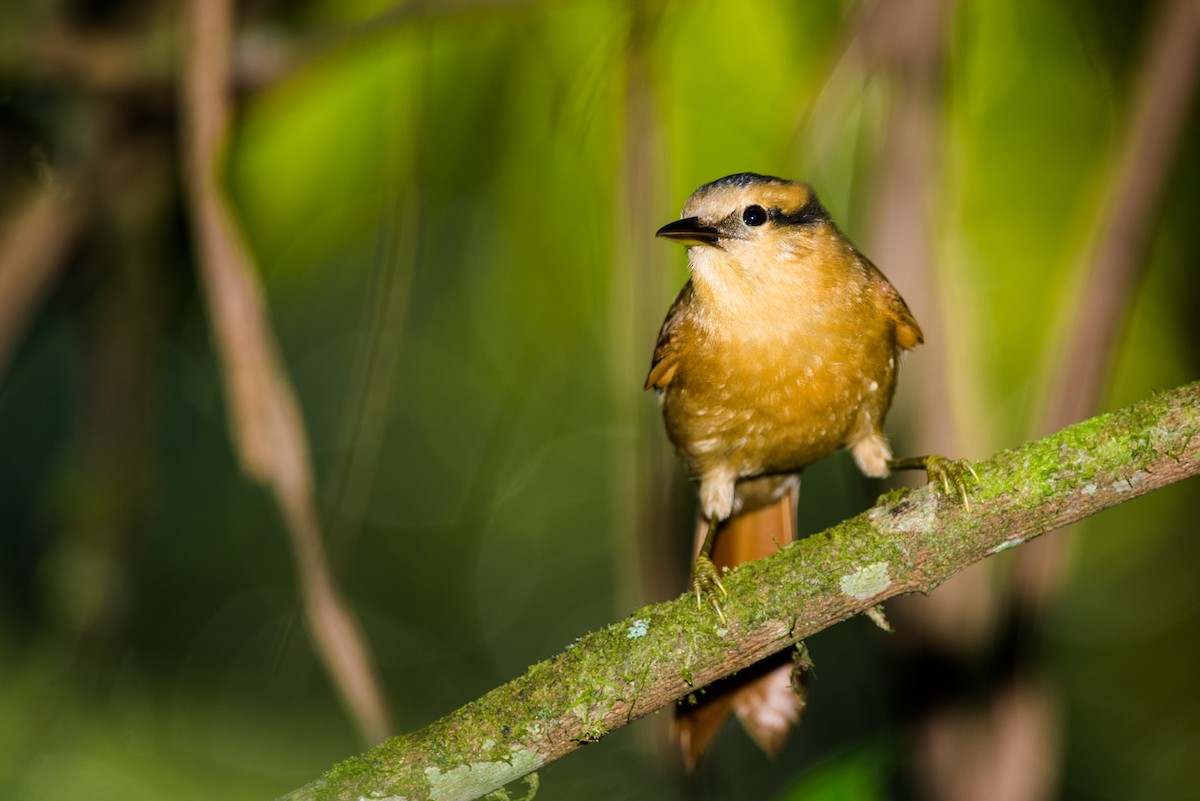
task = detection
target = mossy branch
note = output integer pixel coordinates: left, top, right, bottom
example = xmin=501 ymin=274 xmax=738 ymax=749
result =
xmin=280 ymin=382 xmax=1200 ymax=801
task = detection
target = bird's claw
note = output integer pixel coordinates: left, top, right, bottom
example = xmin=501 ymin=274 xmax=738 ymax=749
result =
xmin=923 ymin=455 xmax=980 ymax=510
xmin=889 ymin=454 xmax=980 ymax=509
xmin=692 ymin=554 xmax=728 ymax=625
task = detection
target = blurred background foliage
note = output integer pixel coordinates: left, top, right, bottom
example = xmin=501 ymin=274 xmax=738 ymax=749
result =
xmin=1 ymin=0 xmax=1198 ymax=799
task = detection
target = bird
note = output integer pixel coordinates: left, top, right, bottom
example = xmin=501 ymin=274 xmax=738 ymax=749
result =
xmin=646 ymin=172 xmax=975 ymax=767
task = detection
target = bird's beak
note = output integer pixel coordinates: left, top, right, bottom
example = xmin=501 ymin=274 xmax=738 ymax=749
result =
xmin=655 ymin=217 xmax=721 ymax=246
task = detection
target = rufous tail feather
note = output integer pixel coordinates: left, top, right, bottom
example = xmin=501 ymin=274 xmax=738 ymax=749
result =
xmin=675 ymin=489 xmax=806 ymax=769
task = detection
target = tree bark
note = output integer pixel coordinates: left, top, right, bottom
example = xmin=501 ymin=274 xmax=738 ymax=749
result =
xmin=281 ymin=381 xmax=1200 ymax=801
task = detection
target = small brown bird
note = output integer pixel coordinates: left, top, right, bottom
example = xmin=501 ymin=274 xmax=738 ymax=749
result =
xmin=647 ymin=173 xmax=974 ymax=767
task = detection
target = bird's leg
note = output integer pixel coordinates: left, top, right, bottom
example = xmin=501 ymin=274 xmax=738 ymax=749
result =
xmin=888 ymin=455 xmax=980 ymax=510
xmin=692 ymin=517 xmax=728 ymax=625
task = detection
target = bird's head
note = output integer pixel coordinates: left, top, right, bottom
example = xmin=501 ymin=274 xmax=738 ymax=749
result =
xmin=656 ymin=173 xmax=847 ymax=308
xmin=656 ymin=173 xmax=833 ymax=253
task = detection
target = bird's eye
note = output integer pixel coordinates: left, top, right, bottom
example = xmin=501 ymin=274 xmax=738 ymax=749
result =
xmin=742 ymin=205 xmax=768 ymax=227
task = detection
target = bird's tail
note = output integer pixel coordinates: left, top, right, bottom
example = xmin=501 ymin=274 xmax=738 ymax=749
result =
xmin=675 ymin=487 xmax=807 ymax=769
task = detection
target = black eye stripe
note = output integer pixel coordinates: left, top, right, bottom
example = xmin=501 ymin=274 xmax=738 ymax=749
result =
xmin=771 ymin=194 xmax=830 ymax=227
xmin=731 ymin=194 xmax=830 ymax=231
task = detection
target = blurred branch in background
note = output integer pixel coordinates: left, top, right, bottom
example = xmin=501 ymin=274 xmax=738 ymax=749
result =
xmin=859 ymin=0 xmax=1199 ymax=798
xmin=179 ymin=0 xmax=391 ymax=744
xmin=611 ymin=1 xmax=676 ymax=618
xmin=1041 ymin=0 xmax=1200 ymax=439
xmin=0 ymin=181 xmax=84 ymax=380
xmin=856 ymin=1 xmax=1049 ymax=796
xmin=281 ymin=381 xmax=1200 ymax=801
xmin=1022 ymin=0 xmax=1200 ymax=603
xmin=610 ymin=2 xmax=680 ymax=761
xmin=861 ymin=0 xmax=957 ymax=459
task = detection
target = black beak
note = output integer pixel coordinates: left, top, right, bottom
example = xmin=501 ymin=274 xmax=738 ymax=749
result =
xmin=655 ymin=217 xmax=721 ymax=246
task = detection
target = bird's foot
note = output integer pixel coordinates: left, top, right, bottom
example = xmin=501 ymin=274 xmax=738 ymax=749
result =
xmin=888 ymin=455 xmax=980 ymax=510
xmin=691 ymin=554 xmax=728 ymax=625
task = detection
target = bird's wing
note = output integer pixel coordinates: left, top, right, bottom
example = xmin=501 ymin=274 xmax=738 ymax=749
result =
xmin=644 ymin=280 xmax=695 ymax=392
xmin=864 ymin=259 xmax=924 ymax=351
xmin=885 ymin=280 xmax=924 ymax=351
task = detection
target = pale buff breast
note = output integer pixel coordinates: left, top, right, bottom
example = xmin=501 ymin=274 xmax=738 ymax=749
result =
xmin=663 ymin=299 xmax=899 ymax=483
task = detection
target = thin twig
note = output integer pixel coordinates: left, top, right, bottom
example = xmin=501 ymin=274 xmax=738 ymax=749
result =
xmin=179 ymin=0 xmax=392 ymax=744
xmin=0 ymin=182 xmax=85 ymax=381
